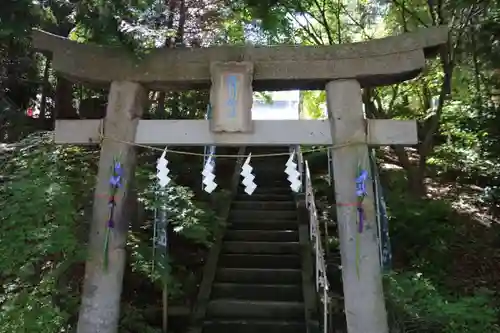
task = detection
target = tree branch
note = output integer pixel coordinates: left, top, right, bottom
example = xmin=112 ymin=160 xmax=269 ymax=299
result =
xmin=311 ymin=0 xmax=334 ymax=44
xmin=419 ymin=4 xmax=479 ymax=158
xmin=420 ymin=47 xmax=452 ymax=158
xmin=339 ymin=3 xmax=373 ymax=40
xmin=388 ymin=85 xmax=400 ymax=114
xmin=391 ymin=0 xmax=429 ymax=28
xmin=288 ymin=11 xmax=324 ymax=45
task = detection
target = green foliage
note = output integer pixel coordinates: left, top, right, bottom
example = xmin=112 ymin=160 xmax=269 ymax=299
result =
xmin=384 ymin=171 xmax=461 ymax=278
xmin=137 ymin=169 xmax=223 ymax=247
xmin=0 ymin=133 xmax=86 ymax=332
xmin=119 ymin=304 xmax=162 ymax=333
xmin=0 ymin=133 xmax=223 ymax=331
xmin=302 ymin=91 xmax=326 ymax=119
xmin=382 ymin=168 xmax=500 ymax=332
xmin=386 ymin=272 xmax=500 ymax=333
xmin=129 ymin=166 xmax=223 ymax=300
xmin=3 ymin=0 xmax=500 ymax=331
xmin=127 ymin=231 xmax=185 ymax=299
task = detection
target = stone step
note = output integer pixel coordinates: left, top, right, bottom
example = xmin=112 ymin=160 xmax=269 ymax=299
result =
xmin=222 ymin=241 xmax=300 ymax=254
xmin=250 ymin=170 xmax=290 ymax=177
xmin=229 ymin=210 xmax=297 ymax=220
xmin=252 ymin=172 xmax=290 ymax=178
xmin=218 ymin=254 xmax=301 ymax=269
xmin=216 ymin=268 xmax=302 ymax=284
xmin=250 ymin=186 xmax=294 ymax=195
xmin=237 ymin=187 xmax=292 ymax=195
xmin=251 ymin=173 xmax=290 ymax=181
xmin=235 ymin=194 xmax=293 ymax=201
xmin=225 ymin=230 xmax=299 ymax=242
xmin=232 ymin=201 xmax=296 ymax=210
xmin=211 ymin=283 xmax=303 ymax=302
xmin=206 ymin=299 xmax=304 ymax=320
xmin=227 ymin=221 xmax=298 ymax=231
xmin=203 ymin=319 xmax=306 ymax=333
xmin=253 ymin=181 xmax=291 ymax=189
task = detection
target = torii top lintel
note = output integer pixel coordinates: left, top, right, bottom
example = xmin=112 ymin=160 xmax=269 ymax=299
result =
xmin=32 ymin=26 xmax=448 ymax=91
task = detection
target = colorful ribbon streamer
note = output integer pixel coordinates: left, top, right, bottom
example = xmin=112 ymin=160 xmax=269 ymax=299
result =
xmin=356 ymin=169 xmax=368 ymax=232
xmin=103 ymin=159 xmax=122 ymax=270
xmin=355 ymin=167 xmax=368 ymax=278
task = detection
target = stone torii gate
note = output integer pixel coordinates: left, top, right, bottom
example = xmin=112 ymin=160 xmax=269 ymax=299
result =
xmin=33 ymin=26 xmax=448 ymax=333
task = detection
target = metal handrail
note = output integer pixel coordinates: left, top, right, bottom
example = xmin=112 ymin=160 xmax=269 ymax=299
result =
xmin=370 ymin=150 xmax=392 ymax=271
xmin=304 ymin=159 xmax=330 ymax=333
xmin=293 ymin=145 xmax=390 ymax=333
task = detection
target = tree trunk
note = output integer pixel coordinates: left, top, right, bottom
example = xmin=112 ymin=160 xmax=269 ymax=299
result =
xmin=407 ymin=164 xmax=427 ymax=197
xmin=39 ymin=56 xmax=53 ymax=129
xmin=156 ymin=92 xmax=167 ymax=115
xmin=392 ymin=146 xmax=427 ymax=197
xmin=55 ymin=76 xmax=78 ymax=119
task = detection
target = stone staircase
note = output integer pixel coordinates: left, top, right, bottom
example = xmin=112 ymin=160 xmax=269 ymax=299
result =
xmin=202 ymin=147 xmax=310 ymax=333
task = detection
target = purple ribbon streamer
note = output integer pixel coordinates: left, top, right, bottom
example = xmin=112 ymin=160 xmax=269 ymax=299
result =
xmin=110 ymin=176 xmax=120 ymax=187
xmin=109 ymin=162 xmax=122 ymax=188
xmin=356 ymin=169 xmax=368 ymax=233
xmin=355 ymin=169 xmax=368 ymax=197
xmin=107 ymin=161 xmax=122 ymax=231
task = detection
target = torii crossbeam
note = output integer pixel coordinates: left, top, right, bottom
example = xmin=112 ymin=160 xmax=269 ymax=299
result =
xmin=32 ymin=26 xmax=448 ymax=333
xmin=54 ymin=118 xmax=416 ymax=146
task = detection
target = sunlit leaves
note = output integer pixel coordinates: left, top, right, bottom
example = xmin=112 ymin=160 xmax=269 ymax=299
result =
xmin=137 ymin=173 xmax=223 ymax=246
xmin=302 ymin=90 xmax=326 ymax=119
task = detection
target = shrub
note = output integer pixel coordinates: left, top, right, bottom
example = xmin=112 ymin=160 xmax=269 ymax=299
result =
xmin=386 ymin=272 xmax=500 ymax=333
xmin=0 ymin=133 xmax=222 ymax=331
xmin=0 ymin=133 xmax=86 ymax=333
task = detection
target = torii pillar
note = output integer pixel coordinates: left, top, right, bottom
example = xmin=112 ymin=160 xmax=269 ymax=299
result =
xmin=326 ymin=79 xmax=388 ymax=332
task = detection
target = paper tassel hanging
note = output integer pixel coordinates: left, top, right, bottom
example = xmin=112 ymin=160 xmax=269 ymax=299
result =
xmin=285 ymin=151 xmax=301 ymax=193
xmin=202 ymin=156 xmax=217 ymax=193
xmin=152 ymin=148 xmax=170 ymax=274
xmin=156 ymin=148 xmax=171 ymax=188
xmin=240 ymin=153 xmax=257 ymax=195
xmin=103 ymin=158 xmax=122 ymax=270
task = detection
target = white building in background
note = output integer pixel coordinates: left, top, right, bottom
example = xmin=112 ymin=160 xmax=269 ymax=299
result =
xmin=252 ymin=90 xmax=300 ymax=120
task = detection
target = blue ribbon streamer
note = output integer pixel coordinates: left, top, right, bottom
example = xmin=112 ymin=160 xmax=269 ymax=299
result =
xmin=104 ymin=159 xmax=122 ymax=270
xmin=355 ymin=168 xmax=368 ymax=278
xmin=355 ymin=169 xmax=368 ymax=232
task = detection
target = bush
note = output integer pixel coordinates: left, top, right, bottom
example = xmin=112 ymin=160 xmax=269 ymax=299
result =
xmin=386 ymin=272 xmax=500 ymax=333
xmin=129 ymin=162 xmax=225 ymax=299
xmin=0 ymin=133 xmax=223 ymax=332
xmin=383 ymin=171 xmax=464 ymax=280
xmin=0 ymin=133 xmax=86 ymax=333
xmin=383 ymin=169 xmax=500 ymax=332
xmin=137 ymin=174 xmax=224 ymax=247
